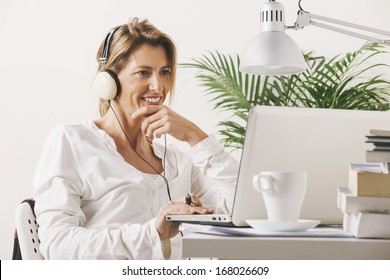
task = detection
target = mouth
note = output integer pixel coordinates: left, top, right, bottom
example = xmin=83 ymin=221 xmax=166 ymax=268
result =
xmin=141 ymin=96 xmax=162 ymax=104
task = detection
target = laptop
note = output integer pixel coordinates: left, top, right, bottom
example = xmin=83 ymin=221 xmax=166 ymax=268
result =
xmin=166 ymin=105 xmax=390 ymax=227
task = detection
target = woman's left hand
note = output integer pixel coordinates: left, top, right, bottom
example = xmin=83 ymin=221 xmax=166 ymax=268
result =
xmin=155 ymin=194 xmax=214 ymax=240
xmin=131 ymin=105 xmax=207 ymax=146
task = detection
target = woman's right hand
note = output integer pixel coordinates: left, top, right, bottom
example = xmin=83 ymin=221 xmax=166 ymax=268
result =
xmin=131 ymin=105 xmax=208 ymax=147
xmin=155 ymin=194 xmax=214 ymax=240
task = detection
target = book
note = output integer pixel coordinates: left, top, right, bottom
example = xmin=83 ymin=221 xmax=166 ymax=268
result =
xmin=366 ymin=150 xmax=390 ymax=162
xmin=366 ymin=137 xmax=390 ymax=147
xmin=343 ymin=211 xmax=390 ymax=238
xmin=366 ymin=130 xmax=390 ymax=155
xmin=337 ymin=187 xmax=390 ymax=214
xmin=370 ymin=129 xmax=390 ymax=137
xmin=348 ymin=169 xmax=390 ymax=197
xmin=373 ymin=146 xmax=390 ymax=151
xmin=349 ymin=163 xmax=386 ymax=173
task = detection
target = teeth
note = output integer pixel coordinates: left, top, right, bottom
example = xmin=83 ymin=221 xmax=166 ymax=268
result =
xmin=144 ymin=97 xmax=161 ymax=103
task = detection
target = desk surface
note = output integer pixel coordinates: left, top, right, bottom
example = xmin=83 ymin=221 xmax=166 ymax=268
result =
xmin=182 ymin=232 xmax=390 ymax=260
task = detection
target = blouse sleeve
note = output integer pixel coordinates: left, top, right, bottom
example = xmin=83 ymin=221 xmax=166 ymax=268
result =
xmin=33 ymin=125 xmax=164 ymax=259
xmin=189 ymin=135 xmax=239 ymax=213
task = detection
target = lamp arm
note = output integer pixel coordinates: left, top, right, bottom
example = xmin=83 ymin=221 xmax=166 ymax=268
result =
xmin=294 ymin=11 xmax=390 ymax=46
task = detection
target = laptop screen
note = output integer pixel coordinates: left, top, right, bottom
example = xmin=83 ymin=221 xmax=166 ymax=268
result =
xmin=231 ymin=106 xmax=390 ymax=225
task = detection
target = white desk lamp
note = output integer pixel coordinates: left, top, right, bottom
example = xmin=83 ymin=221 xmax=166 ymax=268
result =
xmin=240 ymin=0 xmax=390 ymax=75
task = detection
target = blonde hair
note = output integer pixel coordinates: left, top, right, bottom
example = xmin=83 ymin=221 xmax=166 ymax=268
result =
xmin=96 ymin=18 xmax=177 ymax=116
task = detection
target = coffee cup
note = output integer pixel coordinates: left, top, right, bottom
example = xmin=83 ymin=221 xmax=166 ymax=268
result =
xmin=252 ymin=171 xmax=307 ymax=222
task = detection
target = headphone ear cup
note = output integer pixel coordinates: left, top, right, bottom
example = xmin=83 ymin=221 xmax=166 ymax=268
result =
xmin=92 ymin=70 xmax=120 ymax=100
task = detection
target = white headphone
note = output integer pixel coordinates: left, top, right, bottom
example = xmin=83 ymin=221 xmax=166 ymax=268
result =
xmin=92 ymin=26 xmax=121 ymax=100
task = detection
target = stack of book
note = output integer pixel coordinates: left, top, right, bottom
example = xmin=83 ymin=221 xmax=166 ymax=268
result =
xmin=337 ymin=163 xmax=390 ymax=238
xmin=366 ymin=129 xmax=390 ymax=163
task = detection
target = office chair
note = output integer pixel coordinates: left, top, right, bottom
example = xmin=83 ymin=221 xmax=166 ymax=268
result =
xmin=14 ymin=199 xmax=44 ymax=260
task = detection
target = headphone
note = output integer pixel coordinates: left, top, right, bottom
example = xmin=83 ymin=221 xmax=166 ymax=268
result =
xmin=92 ymin=26 xmax=122 ymax=101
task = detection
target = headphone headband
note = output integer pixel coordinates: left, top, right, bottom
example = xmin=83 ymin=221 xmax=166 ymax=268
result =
xmin=99 ymin=25 xmax=121 ymax=65
xmin=93 ymin=25 xmax=122 ymax=101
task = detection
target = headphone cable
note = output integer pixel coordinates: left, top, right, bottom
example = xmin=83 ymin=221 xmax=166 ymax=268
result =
xmin=108 ymin=101 xmax=172 ymax=201
xmin=108 ymin=101 xmax=182 ymax=237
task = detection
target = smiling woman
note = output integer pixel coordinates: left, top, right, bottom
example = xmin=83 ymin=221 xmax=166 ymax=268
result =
xmin=94 ymin=19 xmax=177 ymax=116
xmin=115 ymin=44 xmax=171 ymax=110
xmin=31 ymin=17 xmax=239 ymax=260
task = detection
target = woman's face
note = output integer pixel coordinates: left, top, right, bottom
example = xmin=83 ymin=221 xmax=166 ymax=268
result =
xmin=116 ymin=43 xmax=171 ymax=114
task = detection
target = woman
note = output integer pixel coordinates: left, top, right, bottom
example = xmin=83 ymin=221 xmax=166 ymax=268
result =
xmin=33 ymin=18 xmax=238 ymax=259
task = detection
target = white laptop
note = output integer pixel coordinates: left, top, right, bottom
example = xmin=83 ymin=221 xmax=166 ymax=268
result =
xmin=166 ymin=105 xmax=390 ymax=227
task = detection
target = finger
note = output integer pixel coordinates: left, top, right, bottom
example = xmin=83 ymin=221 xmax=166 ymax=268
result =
xmin=190 ymin=206 xmax=214 ymax=214
xmin=145 ymin=134 xmax=154 ymax=143
xmin=153 ymin=122 xmax=172 ymax=139
xmin=143 ymin=106 xmax=169 ymax=124
xmin=141 ymin=118 xmax=159 ymax=138
xmin=187 ymin=193 xmax=202 ymax=207
xmin=174 ymin=205 xmax=213 ymax=215
xmin=164 ymin=201 xmax=213 ymax=215
xmin=131 ymin=105 xmax=163 ymax=119
xmin=145 ymin=124 xmax=154 ymax=141
xmin=140 ymin=108 xmax=168 ymax=136
xmin=145 ymin=118 xmax=167 ymax=139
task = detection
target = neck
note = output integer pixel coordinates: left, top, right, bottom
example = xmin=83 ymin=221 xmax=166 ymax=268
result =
xmin=96 ymin=102 xmax=146 ymax=150
xmin=94 ymin=102 xmax=164 ymax=175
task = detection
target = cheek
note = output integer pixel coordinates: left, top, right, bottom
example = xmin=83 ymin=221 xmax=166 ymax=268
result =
xmin=119 ymin=81 xmax=142 ymax=98
xmin=163 ymin=80 xmax=171 ymax=93
xmin=116 ymin=86 xmax=136 ymax=107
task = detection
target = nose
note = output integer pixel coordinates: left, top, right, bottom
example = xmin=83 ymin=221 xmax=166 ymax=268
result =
xmin=149 ymin=74 xmax=163 ymax=92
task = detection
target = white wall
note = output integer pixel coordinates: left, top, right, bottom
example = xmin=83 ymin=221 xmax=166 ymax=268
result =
xmin=1 ymin=0 xmax=390 ymax=259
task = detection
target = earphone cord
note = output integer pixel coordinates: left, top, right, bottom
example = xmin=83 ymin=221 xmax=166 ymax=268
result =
xmin=108 ymin=101 xmax=183 ymax=238
xmin=108 ymin=101 xmax=172 ymax=201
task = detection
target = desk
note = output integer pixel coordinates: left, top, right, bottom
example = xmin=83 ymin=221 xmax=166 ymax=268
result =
xmin=182 ymin=232 xmax=390 ymax=259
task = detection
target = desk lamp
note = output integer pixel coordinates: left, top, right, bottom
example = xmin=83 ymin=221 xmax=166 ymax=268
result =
xmin=240 ymin=0 xmax=390 ymax=75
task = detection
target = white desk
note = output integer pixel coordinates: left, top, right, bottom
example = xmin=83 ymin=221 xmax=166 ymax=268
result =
xmin=182 ymin=232 xmax=390 ymax=259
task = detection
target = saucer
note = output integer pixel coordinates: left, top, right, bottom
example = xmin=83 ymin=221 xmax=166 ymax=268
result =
xmin=245 ymin=219 xmax=321 ymax=232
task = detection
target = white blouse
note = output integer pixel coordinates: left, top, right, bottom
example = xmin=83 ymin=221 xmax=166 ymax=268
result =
xmin=33 ymin=121 xmax=239 ymax=259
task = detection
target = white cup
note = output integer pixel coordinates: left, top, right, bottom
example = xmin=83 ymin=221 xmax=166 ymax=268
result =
xmin=252 ymin=171 xmax=307 ymax=222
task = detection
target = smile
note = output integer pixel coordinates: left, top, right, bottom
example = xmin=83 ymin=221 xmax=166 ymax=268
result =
xmin=142 ymin=97 xmax=161 ymax=103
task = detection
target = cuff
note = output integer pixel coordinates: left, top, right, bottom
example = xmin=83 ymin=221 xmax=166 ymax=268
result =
xmin=146 ymin=218 xmax=168 ymax=259
xmin=190 ymin=135 xmax=223 ymax=164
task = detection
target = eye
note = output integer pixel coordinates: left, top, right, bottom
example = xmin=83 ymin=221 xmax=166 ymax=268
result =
xmin=160 ymin=69 xmax=171 ymax=77
xmin=135 ymin=70 xmax=151 ymax=77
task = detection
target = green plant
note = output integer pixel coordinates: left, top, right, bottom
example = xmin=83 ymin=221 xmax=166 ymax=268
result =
xmin=181 ymin=42 xmax=390 ymax=149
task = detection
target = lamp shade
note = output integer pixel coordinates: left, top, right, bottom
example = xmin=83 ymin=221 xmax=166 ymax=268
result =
xmin=240 ymin=0 xmax=306 ymax=75
xmin=240 ymin=31 xmax=306 ymax=75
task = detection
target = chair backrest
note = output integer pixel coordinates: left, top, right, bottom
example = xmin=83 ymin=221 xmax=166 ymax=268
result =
xmin=14 ymin=200 xmax=44 ymax=260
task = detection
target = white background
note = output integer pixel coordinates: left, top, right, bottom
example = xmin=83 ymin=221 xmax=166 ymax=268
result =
xmin=1 ymin=0 xmax=390 ymax=259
